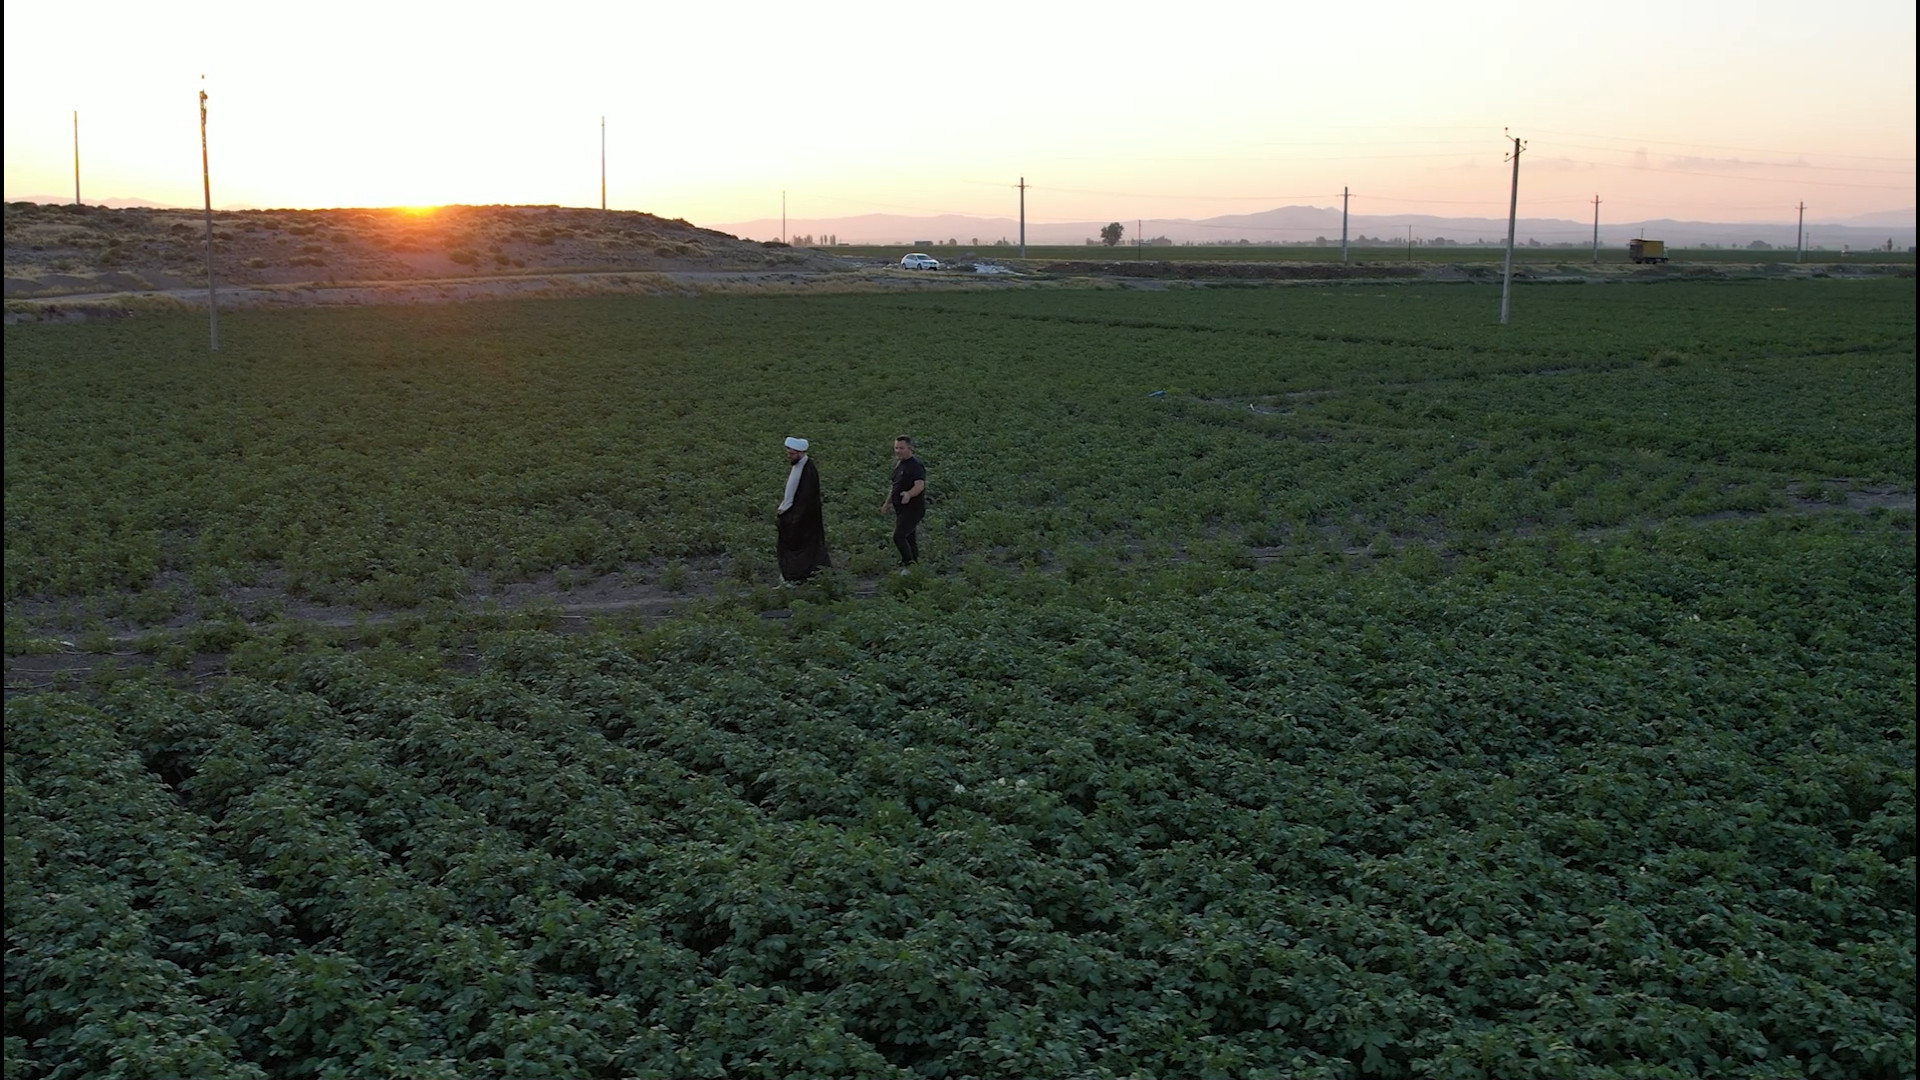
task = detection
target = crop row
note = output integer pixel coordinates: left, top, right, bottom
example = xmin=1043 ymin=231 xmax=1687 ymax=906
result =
xmin=5 ymin=279 xmax=1913 ymax=620
xmin=7 ymin=512 xmax=1913 ymax=1078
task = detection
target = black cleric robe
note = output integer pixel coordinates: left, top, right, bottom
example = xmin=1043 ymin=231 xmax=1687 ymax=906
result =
xmin=776 ymin=458 xmax=831 ymax=582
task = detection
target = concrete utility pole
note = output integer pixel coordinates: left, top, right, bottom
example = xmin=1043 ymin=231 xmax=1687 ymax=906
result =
xmin=1796 ymin=201 xmax=1806 ymax=262
xmin=199 ymin=80 xmax=218 ymax=352
xmin=1018 ymin=176 xmax=1027 ymax=256
xmin=1500 ymin=130 xmax=1524 ymax=326
xmin=1591 ymin=194 xmax=1601 ymax=264
xmin=600 ymin=116 xmax=606 ymax=211
xmin=73 ymin=112 xmax=80 ymax=205
xmin=1341 ymin=186 xmax=1349 ymax=263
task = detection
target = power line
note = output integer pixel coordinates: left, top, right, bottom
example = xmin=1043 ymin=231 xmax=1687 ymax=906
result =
xmin=1034 ymin=185 xmax=1338 ymax=202
xmin=1349 ymin=194 xmax=1508 ymax=206
xmin=783 ymin=190 xmax=1009 ymax=219
xmin=1529 ymin=127 xmax=1917 ymax=165
xmin=1036 ymin=150 xmax=1489 ymax=166
xmin=1546 ymin=142 xmax=1915 ymax=175
xmin=1550 ymin=156 xmax=1913 ymax=191
xmin=1353 ymin=192 xmax=1588 ymax=206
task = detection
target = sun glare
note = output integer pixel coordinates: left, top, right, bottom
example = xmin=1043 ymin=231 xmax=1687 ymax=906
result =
xmin=396 ymin=205 xmax=441 ymax=217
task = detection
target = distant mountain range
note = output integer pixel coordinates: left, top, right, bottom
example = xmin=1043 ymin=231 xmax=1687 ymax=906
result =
xmin=9 ymin=196 xmax=1912 ymax=250
xmin=712 ymin=206 xmax=1919 ymax=251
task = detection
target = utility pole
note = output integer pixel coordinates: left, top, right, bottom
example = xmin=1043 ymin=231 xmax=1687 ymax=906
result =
xmin=600 ymin=116 xmax=606 ymax=211
xmin=781 ymin=190 xmax=786 ymax=244
xmin=1406 ymin=224 xmax=1412 ymax=261
xmin=1341 ymin=186 xmax=1349 ymax=263
xmin=199 ymin=80 xmax=218 ymax=352
xmin=1796 ymin=201 xmax=1805 ymax=262
xmin=1137 ymin=218 xmax=1142 ymax=260
xmin=1499 ymin=130 xmax=1524 ymax=326
xmin=1591 ymin=194 xmax=1601 ymax=264
xmin=73 ymin=111 xmax=80 ymax=205
xmin=1018 ymin=176 xmax=1027 ymax=256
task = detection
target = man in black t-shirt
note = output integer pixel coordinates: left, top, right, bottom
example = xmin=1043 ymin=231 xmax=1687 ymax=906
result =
xmin=881 ymin=435 xmax=927 ymax=570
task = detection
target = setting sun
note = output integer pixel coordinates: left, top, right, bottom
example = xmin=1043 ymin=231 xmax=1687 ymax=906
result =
xmin=2 ymin=1 xmax=1912 ymax=237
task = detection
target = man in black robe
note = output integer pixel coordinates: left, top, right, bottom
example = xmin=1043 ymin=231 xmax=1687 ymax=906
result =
xmin=776 ymin=436 xmax=831 ymax=583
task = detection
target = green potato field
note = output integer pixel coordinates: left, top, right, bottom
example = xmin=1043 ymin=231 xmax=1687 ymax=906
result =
xmin=5 ymin=277 xmax=1915 ymax=1079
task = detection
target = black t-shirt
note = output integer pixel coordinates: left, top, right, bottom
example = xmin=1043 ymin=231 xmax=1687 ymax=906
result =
xmin=892 ymin=456 xmax=927 ymax=509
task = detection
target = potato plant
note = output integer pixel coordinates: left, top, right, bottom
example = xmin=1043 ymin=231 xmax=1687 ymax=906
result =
xmin=4 ymin=277 xmax=1915 ymax=1077
xmin=3 ymin=279 xmax=1912 ymax=618
xmin=7 ymin=514 xmax=1915 ymax=1078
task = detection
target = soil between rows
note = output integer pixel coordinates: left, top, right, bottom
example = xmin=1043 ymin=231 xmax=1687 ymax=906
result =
xmin=6 ymin=487 xmax=1910 ymax=697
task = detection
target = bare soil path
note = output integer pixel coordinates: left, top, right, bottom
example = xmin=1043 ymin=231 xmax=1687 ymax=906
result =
xmin=5 ymin=487 xmax=1910 ymax=698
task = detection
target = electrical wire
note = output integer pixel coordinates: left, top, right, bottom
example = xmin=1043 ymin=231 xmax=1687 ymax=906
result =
xmin=1544 ymin=142 xmax=1916 ymax=176
xmin=1529 ymin=127 xmax=1917 ymax=165
xmin=1547 ymin=157 xmax=1915 ymax=191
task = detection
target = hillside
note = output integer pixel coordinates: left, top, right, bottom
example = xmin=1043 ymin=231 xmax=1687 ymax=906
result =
xmin=2 ymin=202 xmax=847 ymax=303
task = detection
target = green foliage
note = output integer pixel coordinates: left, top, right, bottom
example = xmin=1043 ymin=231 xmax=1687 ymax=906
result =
xmin=3 ymin=279 xmax=1915 ymax=1078
xmin=6 ymin=513 xmax=1915 ymax=1078
xmin=4 ymin=280 xmax=1912 ymax=610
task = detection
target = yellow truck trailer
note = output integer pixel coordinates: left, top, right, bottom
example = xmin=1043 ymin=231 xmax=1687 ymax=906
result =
xmin=1629 ymin=238 xmax=1669 ymax=264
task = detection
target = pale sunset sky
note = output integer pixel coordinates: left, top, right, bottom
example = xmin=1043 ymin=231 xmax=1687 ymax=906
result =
xmin=4 ymin=0 xmax=1914 ymax=230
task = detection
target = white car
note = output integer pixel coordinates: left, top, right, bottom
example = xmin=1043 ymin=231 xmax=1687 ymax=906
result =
xmin=899 ymin=253 xmax=941 ymax=270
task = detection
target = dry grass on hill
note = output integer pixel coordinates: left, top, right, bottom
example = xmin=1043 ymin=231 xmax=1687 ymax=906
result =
xmin=2 ymin=202 xmax=843 ymax=302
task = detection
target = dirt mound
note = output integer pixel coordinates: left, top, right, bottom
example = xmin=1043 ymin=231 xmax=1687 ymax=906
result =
xmin=3 ymin=202 xmax=847 ymax=300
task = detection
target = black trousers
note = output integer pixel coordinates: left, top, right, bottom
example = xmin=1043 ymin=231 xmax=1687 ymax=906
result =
xmin=892 ymin=503 xmax=924 ymax=565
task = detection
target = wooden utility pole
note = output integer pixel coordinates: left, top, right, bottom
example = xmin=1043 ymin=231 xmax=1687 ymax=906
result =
xmin=200 ymin=81 xmax=219 ymax=351
xmin=1500 ymin=130 xmax=1524 ymax=326
xmin=73 ymin=112 xmax=80 ymax=205
xmin=1591 ymin=194 xmax=1601 ymax=264
xmin=1796 ymin=201 xmax=1806 ymax=262
xmin=1018 ymin=176 xmax=1027 ymax=256
xmin=1341 ymin=186 xmax=1349 ymax=263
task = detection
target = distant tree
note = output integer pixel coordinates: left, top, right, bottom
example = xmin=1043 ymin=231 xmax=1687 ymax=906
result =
xmin=1100 ymin=222 xmax=1124 ymax=247
xmin=1747 ymin=239 xmax=1772 ymax=250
